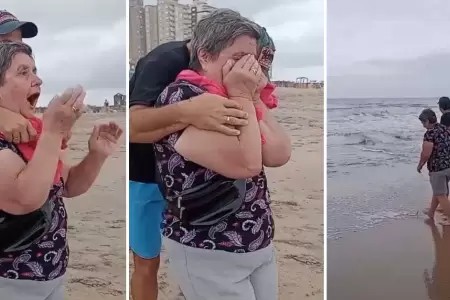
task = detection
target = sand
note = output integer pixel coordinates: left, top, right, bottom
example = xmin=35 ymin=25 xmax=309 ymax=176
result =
xmin=328 ymin=217 xmax=450 ymax=300
xmin=61 ymin=112 xmax=126 ymax=299
xmin=131 ymin=87 xmax=324 ymax=300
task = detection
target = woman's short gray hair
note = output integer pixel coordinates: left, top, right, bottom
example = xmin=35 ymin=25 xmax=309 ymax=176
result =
xmin=189 ymin=9 xmax=261 ymax=71
xmin=0 ymin=42 xmax=33 ymax=86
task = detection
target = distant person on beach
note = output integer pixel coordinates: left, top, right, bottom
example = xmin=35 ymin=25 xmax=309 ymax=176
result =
xmin=418 ymin=108 xmax=450 ymax=220
xmin=128 ymin=9 xmax=287 ymax=300
xmin=0 ymin=42 xmax=122 ymax=299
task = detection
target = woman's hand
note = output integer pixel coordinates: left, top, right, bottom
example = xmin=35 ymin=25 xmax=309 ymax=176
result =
xmin=88 ymin=122 xmax=123 ymax=157
xmin=223 ymin=55 xmax=263 ymax=100
xmin=43 ymin=85 xmax=85 ymax=137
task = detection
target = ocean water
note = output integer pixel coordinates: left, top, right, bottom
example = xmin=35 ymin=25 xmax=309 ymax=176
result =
xmin=327 ymin=97 xmax=442 ymax=239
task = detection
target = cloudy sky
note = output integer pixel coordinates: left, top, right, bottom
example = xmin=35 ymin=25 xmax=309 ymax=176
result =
xmin=4 ymin=0 xmax=126 ymax=106
xmin=145 ymin=0 xmax=324 ymax=81
xmin=328 ymin=0 xmax=450 ymax=98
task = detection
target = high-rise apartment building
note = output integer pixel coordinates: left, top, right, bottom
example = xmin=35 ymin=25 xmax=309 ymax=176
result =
xmin=130 ymin=0 xmax=218 ymax=59
xmin=129 ymin=0 xmax=143 ymax=7
xmin=144 ymin=5 xmax=158 ymax=52
xmin=129 ymin=1 xmax=146 ymax=64
xmin=177 ymin=4 xmax=193 ymax=40
xmin=156 ymin=0 xmax=177 ymax=44
xmin=192 ymin=0 xmax=217 ymax=22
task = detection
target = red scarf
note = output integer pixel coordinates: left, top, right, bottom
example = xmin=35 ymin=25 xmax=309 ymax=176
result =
xmin=0 ymin=117 xmax=65 ymax=185
xmin=176 ymin=70 xmax=279 ymax=143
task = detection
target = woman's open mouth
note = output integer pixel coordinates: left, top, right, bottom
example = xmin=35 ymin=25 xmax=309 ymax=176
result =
xmin=27 ymin=93 xmax=40 ymax=108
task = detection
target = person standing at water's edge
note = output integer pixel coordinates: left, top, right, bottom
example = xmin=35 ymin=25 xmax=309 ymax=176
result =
xmin=418 ymin=109 xmax=450 ymax=219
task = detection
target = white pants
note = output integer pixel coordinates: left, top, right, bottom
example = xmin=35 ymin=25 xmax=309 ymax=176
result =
xmin=164 ymin=238 xmax=278 ymax=300
xmin=0 ymin=276 xmax=64 ymax=300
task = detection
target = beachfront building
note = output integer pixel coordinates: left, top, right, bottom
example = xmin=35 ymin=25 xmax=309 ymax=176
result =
xmin=192 ymin=0 xmax=217 ymax=22
xmin=144 ymin=5 xmax=159 ymax=53
xmin=129 ymin=0 xmax=146 ymax=64
xmin=129 ymin=0 xmax=218 ymax=58
xmin=114 ymin=93 xmax=126 ymax=107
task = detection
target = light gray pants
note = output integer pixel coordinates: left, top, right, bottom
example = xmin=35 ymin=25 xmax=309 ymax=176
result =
xmin=164 ymin=238 xmax=278 ymax=300
xmin=0 ymin=276 xmax=64 ymax=300
xmin=430 ymin=168 xmax=450 ymax=195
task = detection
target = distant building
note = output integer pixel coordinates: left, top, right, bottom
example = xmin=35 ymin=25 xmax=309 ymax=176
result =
xmin=114 ymin=93 xmax=126 ymax=107
xmin=144 ymin=5 xmax=159 ymax=52
xmin=129 ymin=0 xmax=217 ymax=59
xmin=193 ymin=0 xmax=217 ymax=22
xmin=129 ymin=2 xmax=146 ymax=64
xmin=129 ymin=62 xmax=136 ymax=78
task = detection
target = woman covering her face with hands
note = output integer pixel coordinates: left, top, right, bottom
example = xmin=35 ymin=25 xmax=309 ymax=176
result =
xmin=0 ymin=42 xmax=122 ymax=300
xmin=153 ymin=10 xmax=290 ymax=300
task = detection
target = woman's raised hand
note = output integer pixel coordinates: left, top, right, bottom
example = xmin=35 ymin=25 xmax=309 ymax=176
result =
xmin=43 ymin=85 xmax=86 ymax=137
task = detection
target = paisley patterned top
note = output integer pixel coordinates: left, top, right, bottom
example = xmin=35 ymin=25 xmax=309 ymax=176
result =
xmin=154 ymin=80 xmax=275 ymax=253
xmin=0 ymin=139 xmax=69 ymax=281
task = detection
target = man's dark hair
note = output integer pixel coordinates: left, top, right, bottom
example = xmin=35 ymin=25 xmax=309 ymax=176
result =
xmin=438 ymin=96 xmax=450 ymax=111
xmin=419 ymin=108 xmax=437 ymax=124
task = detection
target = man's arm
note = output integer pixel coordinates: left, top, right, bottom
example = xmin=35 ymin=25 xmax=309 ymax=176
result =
xmin=255 ymin=100 xmax=291 ymax=167
xmin=129 ymin=104 xmax=187 ymax=143
xmin=0 ymin=107 xmax=37 ymax=143
xmin=130 ymin=94 xmax=248 ymax=143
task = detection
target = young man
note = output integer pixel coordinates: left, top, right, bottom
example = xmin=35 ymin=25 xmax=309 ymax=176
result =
xmin=0 ymin=10 xmax=38 ymax=142
xmin=128 ymin=40 xmax=249 ymax=300
xmin=439 ymin=96 xmax=450 ymax=127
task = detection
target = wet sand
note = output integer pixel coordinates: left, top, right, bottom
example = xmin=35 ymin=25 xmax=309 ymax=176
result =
xmin=61 ymin=112 xmax=126 ymax=299
xmin=328 ymin=217 xmax=450 ymax=300
xmin=132 ymin=87 xmax=324 ymax=300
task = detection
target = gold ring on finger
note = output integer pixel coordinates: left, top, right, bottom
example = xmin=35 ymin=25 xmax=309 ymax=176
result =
xmin=226 ymin=116 xmax=230 ymax=123
xmin=72 ymin=106 xmax=79 ymax=113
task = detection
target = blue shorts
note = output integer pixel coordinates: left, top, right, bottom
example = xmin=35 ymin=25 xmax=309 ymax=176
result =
xmin=129 ymin=181 xmax=166 ymax=259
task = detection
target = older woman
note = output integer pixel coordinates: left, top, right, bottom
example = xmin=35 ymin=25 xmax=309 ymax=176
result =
xmin=0 ymin=42 xmax=122 ymax=300
xmin=153 ymin=10 xmax=291 ymax=300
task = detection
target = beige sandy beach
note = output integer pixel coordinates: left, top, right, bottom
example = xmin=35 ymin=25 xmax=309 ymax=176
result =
xmin=328 ymin=218 xmax=450 ymax=300
xmin=130 ymin=87 xmax=324 ymax=300
xmin=60 ymin=112 xmax=126 ymax=299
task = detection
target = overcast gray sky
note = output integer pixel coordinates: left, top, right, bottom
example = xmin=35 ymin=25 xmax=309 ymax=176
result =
xmin=3 ymin=0 xmax=126 ymax=105
xmin=328 ymin=0 xmax=450 ymax=98
xmin=146 ymin=0 xmax=324 ymax=81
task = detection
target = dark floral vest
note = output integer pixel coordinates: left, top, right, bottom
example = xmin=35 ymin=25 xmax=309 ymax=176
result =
xmin=0 ymin=139 xmax=69 ymax=281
